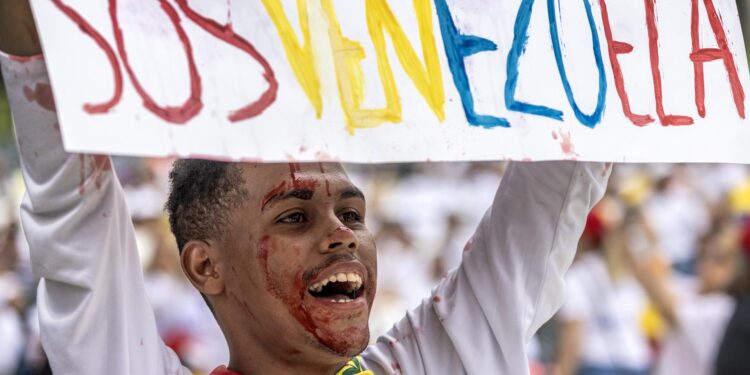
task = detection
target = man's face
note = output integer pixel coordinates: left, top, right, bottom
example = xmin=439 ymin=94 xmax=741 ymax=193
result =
xmin=219 ymin=162 xmax=377 ymax=360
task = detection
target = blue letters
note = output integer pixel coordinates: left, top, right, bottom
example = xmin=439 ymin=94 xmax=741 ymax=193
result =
xmin=434 ymin=0 xmax=510 ymax=128
xmin=505 ymin=0 xmax=564 ymax=121
xmin=547 ymin=0 xmax=607 ymax=128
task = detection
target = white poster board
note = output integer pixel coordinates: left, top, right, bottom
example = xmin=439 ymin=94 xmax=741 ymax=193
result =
xmin=29 ymin=0 xmax=750 ymax=163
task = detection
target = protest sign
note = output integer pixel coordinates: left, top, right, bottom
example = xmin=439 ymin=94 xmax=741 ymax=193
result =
xmin=28 ymin=0 xmax=750 ymax=163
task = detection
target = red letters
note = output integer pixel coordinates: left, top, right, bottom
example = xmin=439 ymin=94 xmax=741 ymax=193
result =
xmin=51 ymin=0 xmax=123 ymax=114
xmin=691 ymin=0 xmax=745 ymax=119
xmin=599 ymin=0 xmax=653 ymax=126
xmin=110 ymin=0 xmax=203 ymax=124
xmin=645 ymin=0 xmax=694 ymax=126
xmin=174 ymin=0 xmax=278 ymax=123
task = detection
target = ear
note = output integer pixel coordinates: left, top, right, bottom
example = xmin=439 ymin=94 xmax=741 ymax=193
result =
xmin=181 ymin=240 xmax=225 ymax=297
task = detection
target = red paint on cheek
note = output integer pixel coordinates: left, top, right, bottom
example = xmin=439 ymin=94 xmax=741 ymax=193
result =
xmin=259 ymin=235 xmax=370 ymax=355
xmin=256 ymin=236 xmax=276 ymax=294
xmin=257 ymin=238 xmax=318 ymax=337
xmin=23 ymin=83 xmax=56 ymax=112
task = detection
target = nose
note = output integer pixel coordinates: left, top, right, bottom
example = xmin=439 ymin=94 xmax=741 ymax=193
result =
xmin=320 ymin=224 xmax=359 ymax=254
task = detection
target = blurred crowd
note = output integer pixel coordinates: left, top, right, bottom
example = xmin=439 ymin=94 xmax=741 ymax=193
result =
xmin=0 ymin=157 xmax=749 ymax=374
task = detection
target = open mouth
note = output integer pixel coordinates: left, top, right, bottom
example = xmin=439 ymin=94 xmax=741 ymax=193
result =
xmin=307 ymin=272 xmax=364 ymax=303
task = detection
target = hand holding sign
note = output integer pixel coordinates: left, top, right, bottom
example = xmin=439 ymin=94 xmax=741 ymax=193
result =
xmin=29 ymin=0 xmax=750 ymax=163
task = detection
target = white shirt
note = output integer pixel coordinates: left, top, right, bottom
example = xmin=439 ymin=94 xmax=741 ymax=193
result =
xmin=1 ymin=53 xmax=609 ymax=375
xmin=654 ymin=279 xmax=735 ymax=375
xmin=558 ymin=253 xmax=651 ymax=370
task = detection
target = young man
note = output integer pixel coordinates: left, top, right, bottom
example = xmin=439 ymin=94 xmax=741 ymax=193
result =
xmin=0 ymin=1 xmax=611 ymax=374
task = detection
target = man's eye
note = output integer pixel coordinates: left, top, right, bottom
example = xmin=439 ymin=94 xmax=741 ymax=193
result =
xmin=278 ymin=212 xmax=306 ymax=224
xmin=341 ymin=210 xmax=363 ymax=223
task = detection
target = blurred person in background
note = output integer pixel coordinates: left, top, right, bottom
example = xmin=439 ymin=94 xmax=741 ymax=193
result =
xmin=714 ymin=219 xmax=750 ymax=374
xmin=555 ymin=205 xmax=652 ymax=375
xmin=628 ymin=217 xmax=740 ymax=375
xmin=642 ymin=168 xmax=711 ymax=275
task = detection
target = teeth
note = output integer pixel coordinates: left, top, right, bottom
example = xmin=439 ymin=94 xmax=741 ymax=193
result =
xmin=308 ymin=272 xmax=364 ymax=293
xmin=331 ymin=298 xmax=354 ymax=303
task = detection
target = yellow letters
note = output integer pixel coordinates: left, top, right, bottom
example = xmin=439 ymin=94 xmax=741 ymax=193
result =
xmin=322 ymin=0 xmax=445 ymax=132
xmin=367 ymin=0 xmax=445 ymax=121
xmin=261 ymin=0 xmax=322 ymax=118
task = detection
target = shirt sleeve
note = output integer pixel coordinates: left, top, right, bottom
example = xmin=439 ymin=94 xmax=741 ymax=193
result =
xmin=1 ymin=52 xmax=188 ymax=375
xmin=363 ymin=161 xmax=610 ymax=374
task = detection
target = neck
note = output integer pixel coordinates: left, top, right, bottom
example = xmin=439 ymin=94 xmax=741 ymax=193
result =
xmin=218 ymin=315 xmax=347 ymax=375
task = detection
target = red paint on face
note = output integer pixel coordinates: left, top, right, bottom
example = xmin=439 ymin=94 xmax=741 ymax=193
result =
xmin=288 ymin=163 xmax=301 ymax=179
xmin=23 ymin=83 xmax=56 ymax=112
xmin=287 ymin=163 xmax=319 ymax=191
xmin=319 ymin=163 xmax=331 ymax=197
xmin=261 ymin=181 xmax=287 ymax=211
xmin=257 ymin=232 xmax=373 ymax=356
xmin=256 ymin=235 xmax=284 ymax=298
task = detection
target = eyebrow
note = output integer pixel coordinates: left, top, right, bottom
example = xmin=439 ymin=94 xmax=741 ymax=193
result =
xmin=340 ymin=187 xmax=365 ymax=201
xmin=261 ymin=187 xmax=314 ymax=212
xmin=261 ymin=186 xmax=365 ymax=212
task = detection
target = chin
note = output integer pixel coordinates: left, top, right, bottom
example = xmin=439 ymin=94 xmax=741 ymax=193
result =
xmin=317 ymin=324 xmax=370 ymax=357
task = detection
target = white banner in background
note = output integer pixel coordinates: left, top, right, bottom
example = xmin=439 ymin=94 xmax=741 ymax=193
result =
xmin=29 ymin=0 xmax=750 ymax=163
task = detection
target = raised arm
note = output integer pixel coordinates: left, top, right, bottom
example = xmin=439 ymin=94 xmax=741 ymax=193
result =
xmin=1 ymin=4 xmax=186 ymax=374
xmin=363 ymin=161 xmax=610 ymax=374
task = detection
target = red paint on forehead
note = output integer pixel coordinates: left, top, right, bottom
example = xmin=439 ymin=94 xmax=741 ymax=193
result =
xmin=319 ymin=163 xmax=331 ymax=197
xmin=261 ymin=181 xmax=287 ymax=211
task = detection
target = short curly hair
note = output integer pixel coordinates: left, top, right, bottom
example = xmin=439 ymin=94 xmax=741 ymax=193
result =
xmin=165 ymin=160 xmax=248 ymax=252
